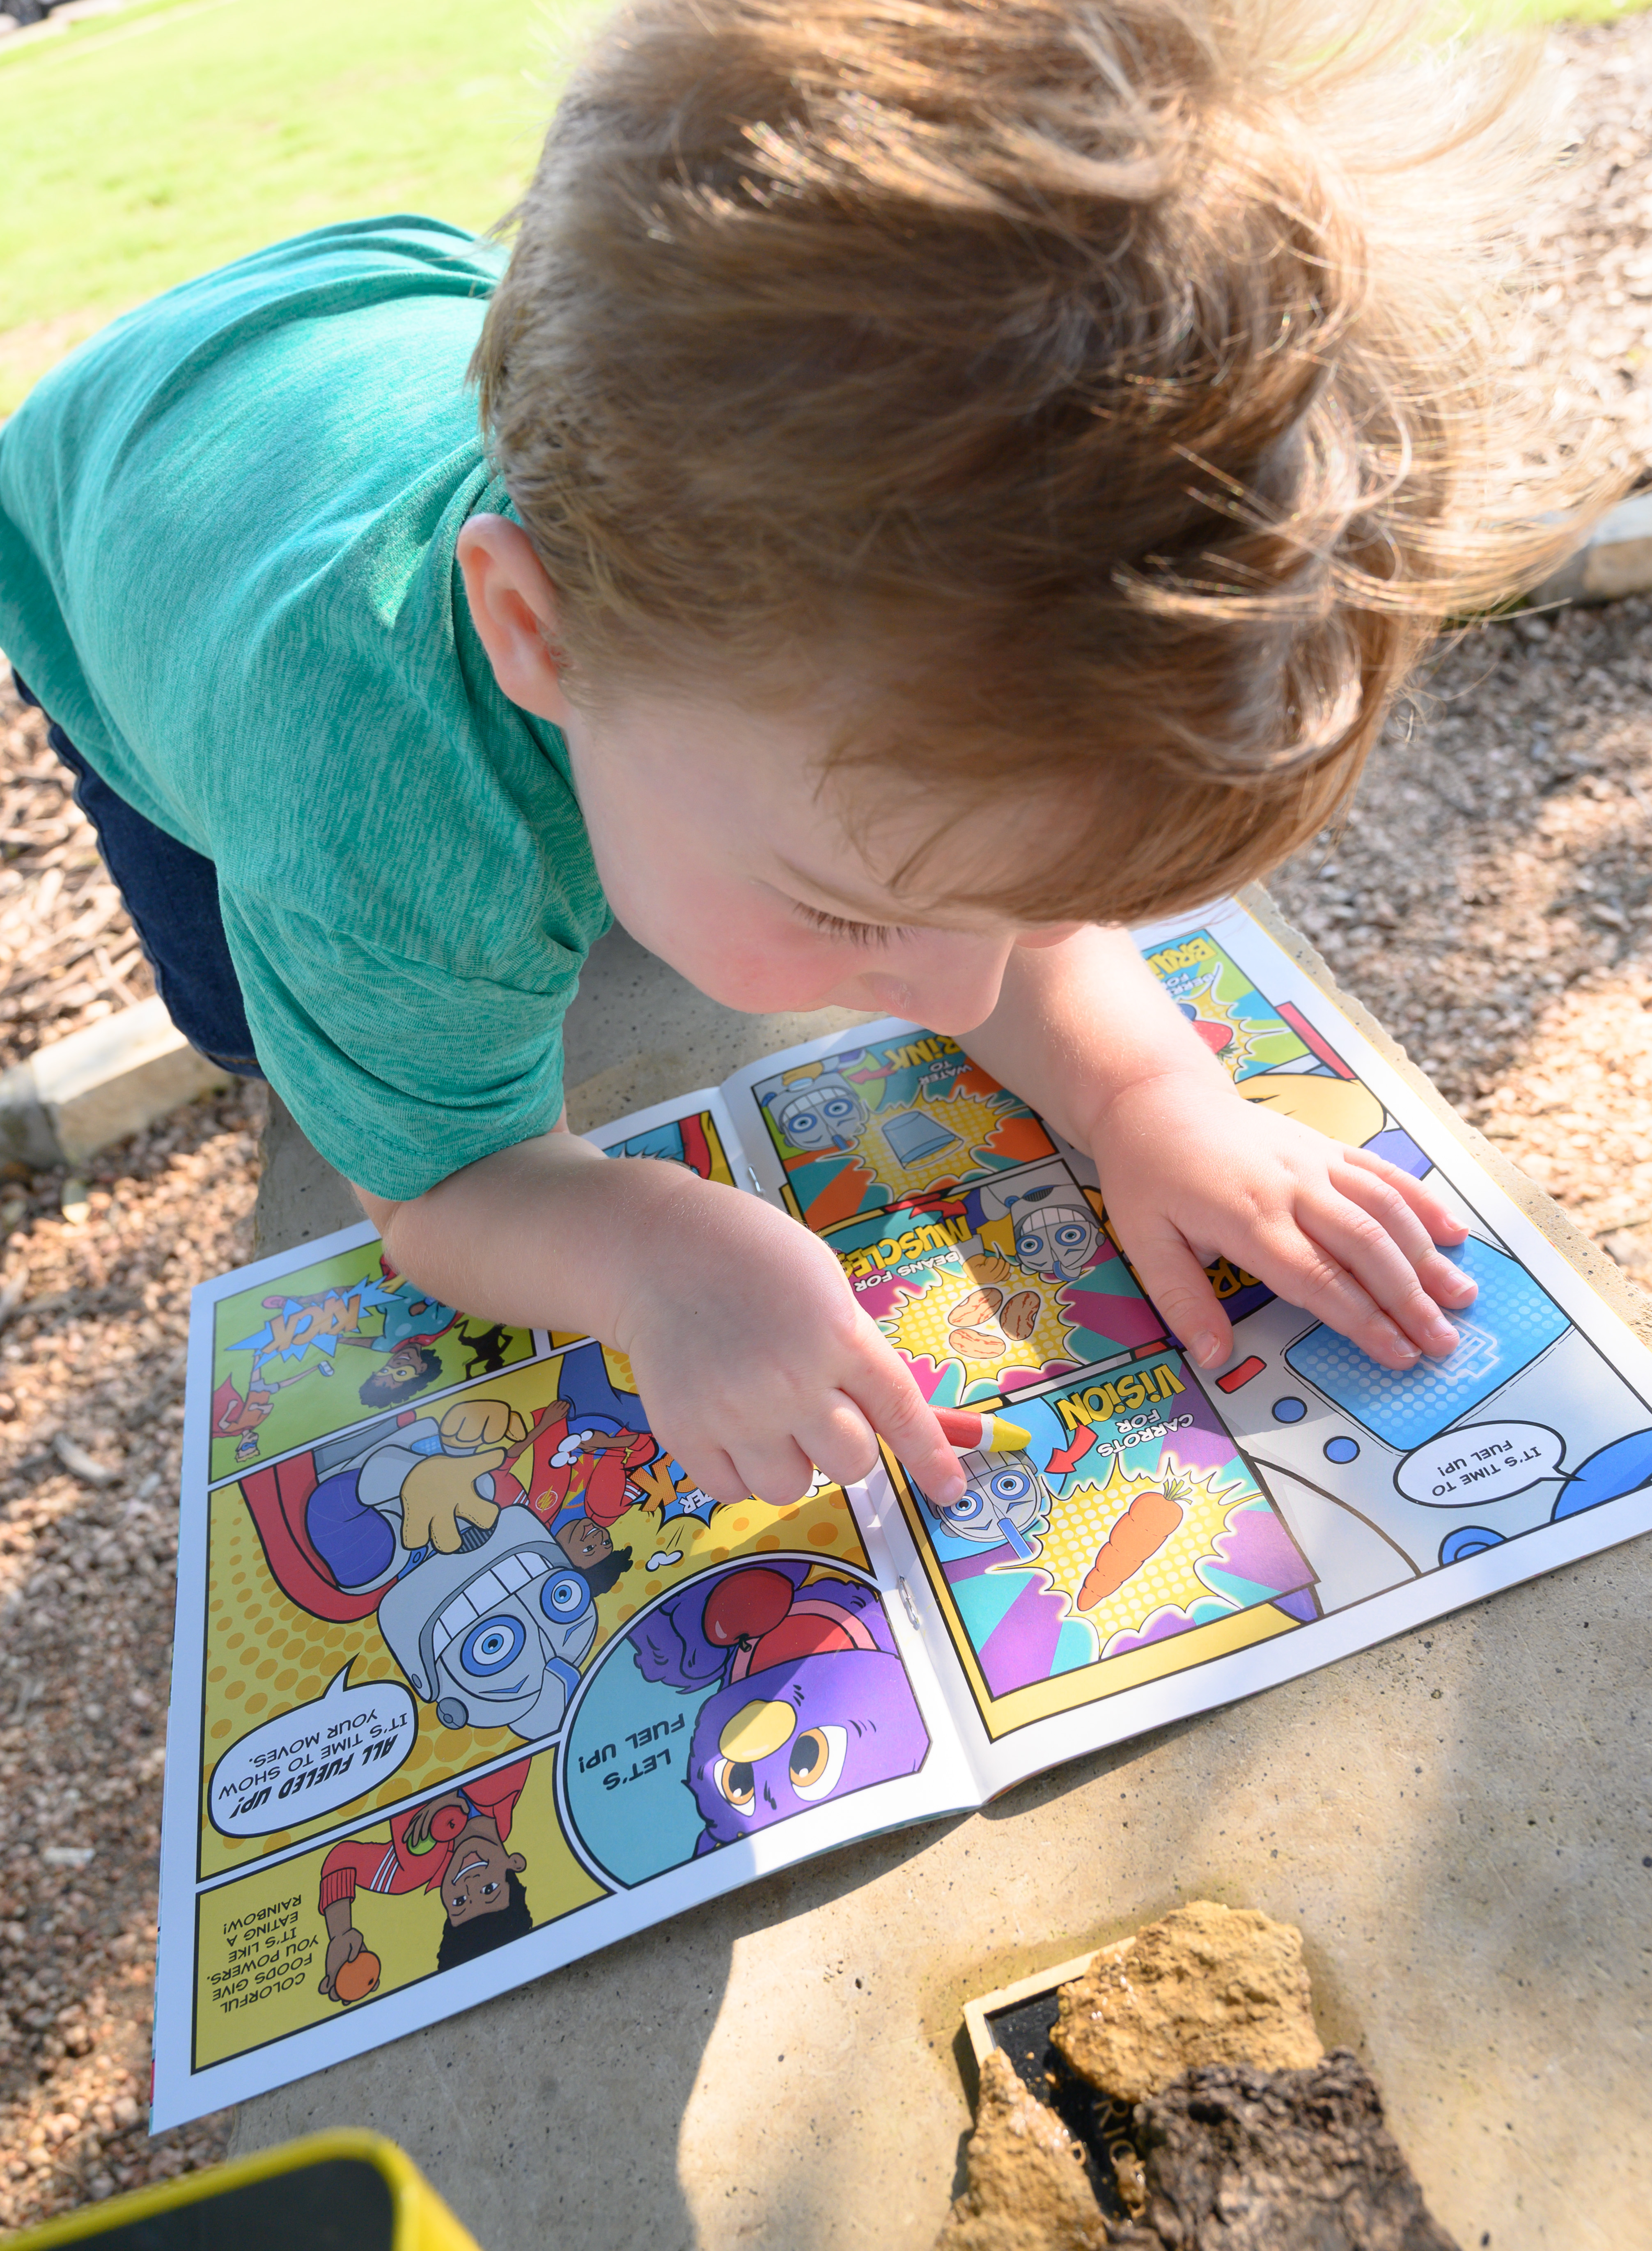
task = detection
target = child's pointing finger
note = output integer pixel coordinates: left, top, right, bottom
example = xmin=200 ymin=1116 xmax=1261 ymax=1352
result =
xmin=856 ymin=1351 xmax=966 ymax=1506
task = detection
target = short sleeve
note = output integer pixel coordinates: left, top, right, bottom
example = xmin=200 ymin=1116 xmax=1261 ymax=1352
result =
xmin=222 ymin=895 xmax=586 ymax=1200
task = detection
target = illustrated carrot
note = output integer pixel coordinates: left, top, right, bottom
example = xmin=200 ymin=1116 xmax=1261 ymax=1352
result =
xmin=1077 ymin=1481 xmax=1185 ymax=1611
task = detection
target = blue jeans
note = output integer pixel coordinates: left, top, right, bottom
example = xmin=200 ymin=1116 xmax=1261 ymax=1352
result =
xmin=11 ymin=673 xmax=264 ymax=1077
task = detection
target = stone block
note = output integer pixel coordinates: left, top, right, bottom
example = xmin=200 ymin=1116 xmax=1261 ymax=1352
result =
xmin=0 ymin=995 xmax=227 ymax=1168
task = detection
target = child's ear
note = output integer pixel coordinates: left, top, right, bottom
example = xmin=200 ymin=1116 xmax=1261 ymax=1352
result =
xmin=457 ymin=514 xmax=574 ymax=725
xmin=507 ymin=1853 xmax=527 ymax=1874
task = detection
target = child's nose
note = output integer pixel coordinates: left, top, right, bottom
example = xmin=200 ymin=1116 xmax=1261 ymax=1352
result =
xmin=900 ymin=940 xmax=1016 ymax=1035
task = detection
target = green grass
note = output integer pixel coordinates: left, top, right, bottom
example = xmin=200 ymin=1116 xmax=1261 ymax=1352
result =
xmin=0 ymin=0 xmax=599 ymax=412
xmin=1 ymin=0 xmax=1649 ymax=413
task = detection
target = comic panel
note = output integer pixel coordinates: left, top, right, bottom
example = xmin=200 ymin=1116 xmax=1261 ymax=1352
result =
xmin=1142 ymin=922 xmax=1436 ymax=1180
xmin=746 ymin=1029 xmax=1057 ymax=1232
xmin=200 ymin=1339 xmax=870 ymax=1879
xmin=206 ymin=1237 xmax=540 ymax=1485
xmin=556 ymin=1555 xmax=929 ymax=1888
xmin=885 ymin=1354 xmax=1317 ymax=1740
xmin=1143 ymin=929 xmax=1317 ymax=1081
xmin=1191 ymin=1228 xmax=1652 ymax=1611
xmin=1135 ymin=909 xmax=1652 ymax=1612
xmin=593 ymin=1108 xmax=739 ymax=1186
xmin=826 ymin=1160 xmax=1172 ymax=1409
xmin=193 ymin=1746 xmax=602 ymax=2072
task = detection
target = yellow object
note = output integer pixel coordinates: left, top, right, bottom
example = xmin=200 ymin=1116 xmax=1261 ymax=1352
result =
xmin=7 ymin=2128 xmax=482 ymax=2250
xmin=1237 ymin=1070 xmax=1384 ymax=1147
xmin=982 ymin=1414 xmax=1032 ymax=1454
xmin=719 ymin=1697 xmax=797 ymax=1762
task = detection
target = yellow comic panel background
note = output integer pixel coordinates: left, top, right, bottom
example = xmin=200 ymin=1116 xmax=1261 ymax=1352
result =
xmin=192 ymin=1747 xmax=602 ymax=2072
xmin=199 ymin=1347 xmax=866 ymax=1878
xmin=206 ymin=1237 xmax=539 ymax=1485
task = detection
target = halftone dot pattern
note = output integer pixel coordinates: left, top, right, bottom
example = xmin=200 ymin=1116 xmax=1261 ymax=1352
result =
xmin=878 ymin=1250 xmax=1076 ymax=1395
xmin=207 ymin=1237 xmax=539 ymax=1486
xmin=1014 ymin=1445 xmax=1264 ymax=1659
xmin=202 ymin=1439 xmax=863 ymax=1879
xmin=1283 ymin=1236 xmax=1568 ymax=1450
xmin=755 ymin=1040 xmax=1046 ymax=1209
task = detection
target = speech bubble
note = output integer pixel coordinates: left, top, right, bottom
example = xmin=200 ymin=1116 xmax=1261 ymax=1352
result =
xmin=1394 ymin=1421 xmax=1564 ymax=1509
xmin=208 ymin=1663 xmax=416 ymax=1838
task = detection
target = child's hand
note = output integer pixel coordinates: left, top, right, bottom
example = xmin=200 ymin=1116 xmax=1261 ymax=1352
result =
xmin=610 ymin=1184 xmax=966 ymax=1510
xmin=1091 ymin=1068 xmax=1475 ymax=1374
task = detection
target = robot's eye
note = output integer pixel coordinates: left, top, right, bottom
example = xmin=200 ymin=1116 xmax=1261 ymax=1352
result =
xmin=1018 ymin=1234 xmax=1044 ymax=1260
xmin=1054 ymin=1224 xmax=1089 ymax=1248
xmin=789 ymin=1724 xmax=848 ymax=1802
xmin=941 ymin=1486 xmax=992 ymax=1526
xmin=712 ymin=1758 xmax=757 ymax=1812
xmin=787 ymin=1111 xmax=817 ymax=1135
xmin=540 ymin=1571 xmax=592 ymax=1622
xmin=459 ymin=1615 xmax=526 ymax=1677
xmin=987 ymin=1469 xmax=1033 ymax=1505
xmin=822 ymin=1097 xmax=855 ymax=1119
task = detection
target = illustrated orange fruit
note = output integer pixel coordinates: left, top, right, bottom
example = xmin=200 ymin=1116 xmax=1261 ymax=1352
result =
xmin=333 ymin=1950 xmax=381 ymax=2003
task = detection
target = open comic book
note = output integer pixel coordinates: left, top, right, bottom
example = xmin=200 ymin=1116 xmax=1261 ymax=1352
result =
xmin=153 ymin=896 xmax=1652 ymax=2125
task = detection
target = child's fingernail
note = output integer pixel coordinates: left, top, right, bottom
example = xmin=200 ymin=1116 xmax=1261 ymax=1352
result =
xmin=931 ymin=1470 xmax=965 ymax=1505
xmin=1426 ymin=1318 xmax=1459 ymax=1355
xmin=1191 ymin=1333 xmax=1225 ymax=1370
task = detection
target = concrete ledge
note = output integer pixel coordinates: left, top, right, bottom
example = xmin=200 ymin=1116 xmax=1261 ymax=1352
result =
xmin=1531 ymin=490 xmax=1652 ymax=608
xmin=0 ymin=995 xmax=228 ymax=1170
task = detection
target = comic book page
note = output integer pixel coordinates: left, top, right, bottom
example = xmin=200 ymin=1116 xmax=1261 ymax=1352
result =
xmin=835 ymin=901 xmax=1652 ymax=1795
xmin=155 ymin=1216 xmax=973 ymax=2127
xmin=580 ymin=1085 xmax=756 ymax=1192
xmin=159 ymin=902 xmax=1652 ymax=2120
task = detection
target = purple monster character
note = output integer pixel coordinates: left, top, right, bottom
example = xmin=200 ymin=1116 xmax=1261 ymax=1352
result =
xmin=633 ymin=1560 xmax=929 ymax=1854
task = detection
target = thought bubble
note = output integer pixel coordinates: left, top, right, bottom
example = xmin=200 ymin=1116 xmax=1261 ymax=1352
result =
xmin=1394 ymin=1422 xmax=1564 ymax=1508
xmin=209 ymin=1664 xmax=415 ymax=1838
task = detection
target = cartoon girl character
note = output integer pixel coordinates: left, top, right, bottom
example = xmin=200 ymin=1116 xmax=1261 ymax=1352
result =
xmin=317 ymin=1764 xmax=533 ymax=2001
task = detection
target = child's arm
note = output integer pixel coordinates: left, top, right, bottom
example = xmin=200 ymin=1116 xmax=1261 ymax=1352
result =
xmin=959 ymin=926 xmax=1475 ymax=1374
xmin=354 ymin=1138 xmax=966 ymax=1510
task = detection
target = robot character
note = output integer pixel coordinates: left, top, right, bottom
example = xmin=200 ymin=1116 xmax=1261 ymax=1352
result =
xmin=922 ymin=1444 xmax=1050 ymax=1561
xmin=306 ymin=1417 xmax=598 ymax=1740
xmin=766 ymin=1073 xmax=871 ymax=1153
xmin=1005 ymin=1184 xmax=1104 ymax=1282
xmin=376 ymin=1508 xmax=597 ymax=1741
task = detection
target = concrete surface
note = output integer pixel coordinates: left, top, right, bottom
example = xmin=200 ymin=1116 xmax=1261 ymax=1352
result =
xmin=1533 ymin=489 xmax=1652 ymax=608
xmin=0 ymin=995 xmax=227 ymax=1170
xmin=233 ymin=905 xmax=1652 ymax=2251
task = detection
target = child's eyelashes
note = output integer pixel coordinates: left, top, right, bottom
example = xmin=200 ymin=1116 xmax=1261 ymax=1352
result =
xmin=790 ymin=901 xmax=910 ymax=948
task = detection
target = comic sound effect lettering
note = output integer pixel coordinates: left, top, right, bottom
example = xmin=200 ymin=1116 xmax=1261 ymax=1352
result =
xmin=1394 ymin=1423 xmax=1565 ymax=1508
xmin=209 ymin=1663 xmax=415 ymax=1837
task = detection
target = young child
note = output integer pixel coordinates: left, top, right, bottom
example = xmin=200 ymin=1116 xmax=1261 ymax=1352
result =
xmin=0 ymin=0 xmax=1590 ymax=1518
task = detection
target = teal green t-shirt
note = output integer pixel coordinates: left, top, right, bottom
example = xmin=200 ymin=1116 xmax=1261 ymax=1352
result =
xmin=0 ymin=216 xmax=612 ymax=1200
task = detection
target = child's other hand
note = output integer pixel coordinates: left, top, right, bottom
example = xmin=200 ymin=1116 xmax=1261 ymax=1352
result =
xmin=1091 ymin=1069 xmax=1475 ymax=1374
xmin=610 ymin=1184 xmax=965 ymax=1510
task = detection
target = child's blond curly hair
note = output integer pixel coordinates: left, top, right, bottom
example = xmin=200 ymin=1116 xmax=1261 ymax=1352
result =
xmin=476 ymin=0 xmax=1604 ymax=925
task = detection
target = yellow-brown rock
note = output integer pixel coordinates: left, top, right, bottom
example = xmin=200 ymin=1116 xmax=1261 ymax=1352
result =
xmin=1050 ymin=1900 xmax=1322 ymax=2106
xmin=934 ymin=2049 xmax=1111 ymax=2251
